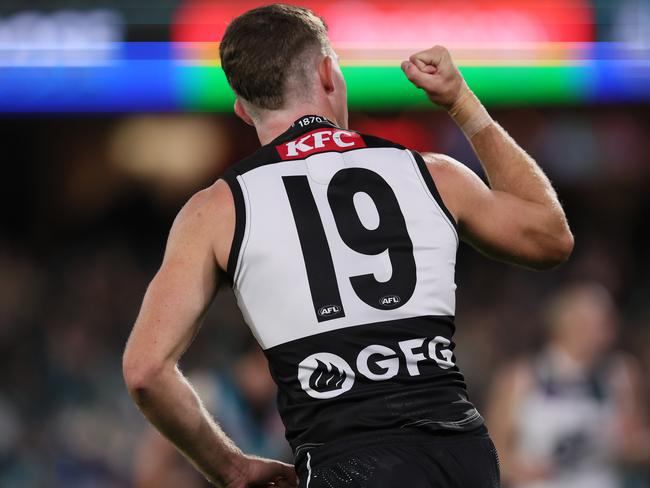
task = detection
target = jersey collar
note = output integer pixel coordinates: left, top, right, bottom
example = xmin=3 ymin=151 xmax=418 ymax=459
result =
xmin=290 ymin=114 xmax=336 ymax=129
xmin=268 ymin=114 xmax=339 ymax=147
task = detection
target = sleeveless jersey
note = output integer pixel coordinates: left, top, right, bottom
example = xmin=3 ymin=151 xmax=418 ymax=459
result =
xmin=221 ymin=115 xmax=483 ymax=455
xmin=514 ymin=348 xmax=620 ymax=488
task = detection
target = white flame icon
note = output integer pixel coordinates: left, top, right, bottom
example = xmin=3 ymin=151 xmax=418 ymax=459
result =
xmin=298 ymin=352 xmax=355 ymax=399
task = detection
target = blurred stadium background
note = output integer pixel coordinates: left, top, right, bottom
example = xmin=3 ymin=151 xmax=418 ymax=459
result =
xmin=0 ymin=0 xmax=649 ymax=486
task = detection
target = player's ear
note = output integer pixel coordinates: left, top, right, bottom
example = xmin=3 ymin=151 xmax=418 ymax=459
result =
xmin=318 ymin=55 xmax=336 ymax=94
xmin=234 ymin=99 xmax=255 ymax=126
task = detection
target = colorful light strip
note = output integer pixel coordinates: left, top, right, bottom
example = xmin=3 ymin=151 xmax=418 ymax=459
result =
xmin=0 ymin=41 xmax=648 ymax=112
xmin=0 ymin=1 xmax=648 ymax=112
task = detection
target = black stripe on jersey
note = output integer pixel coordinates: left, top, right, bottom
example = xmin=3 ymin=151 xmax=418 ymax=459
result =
xmin=225 ymin=121 xmax=405 ymax=178
xmin=226 ymin=145 xmax=283 ymax=177
xmin=263 ymin=314 xmax=483 ymax=453
xmin=411 ymin=150 xmax=458 ymax=231
xmin=361 ymin=133 xmax=407 ymax=150
xmin=221 ymin=172 xmax=246 ymax=281
xmin=282 ymin=175 xmax=345 ymax=323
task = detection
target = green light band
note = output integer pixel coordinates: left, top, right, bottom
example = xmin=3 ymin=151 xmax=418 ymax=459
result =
xmin=178 ymin=65 xmax=591 ymax=111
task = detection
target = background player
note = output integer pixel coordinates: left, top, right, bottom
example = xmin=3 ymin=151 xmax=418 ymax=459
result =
xmin=123 ymin=4 xmax=573 ymax=487
xmin=486 ymin=282 xmax=650 ymax=488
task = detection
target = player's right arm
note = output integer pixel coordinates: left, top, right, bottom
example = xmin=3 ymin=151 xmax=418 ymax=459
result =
xmin=402 ymin=46 xmax=574 ymax=269
xmin=123 ymin=181 xmax=297 ymax=488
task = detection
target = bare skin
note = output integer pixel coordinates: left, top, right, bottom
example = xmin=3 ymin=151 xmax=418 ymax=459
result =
xmin=401 ymin=46 xmax=573 ymax=269
xmin=133 ymin=351 xmax=282 ymax=488
xmin=123 ymin=45 xmax=573 ymax=487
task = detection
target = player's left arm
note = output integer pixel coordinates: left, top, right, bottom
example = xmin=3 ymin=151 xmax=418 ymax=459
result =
xmin=610 ymin=354 xmax=650 ymax=464
xmin=122 ymin=181 xmax=297 ymax=488
xmin=402 ymin=45 xmax=573 ymax=269
xmin=421 ymin=151 xmax=572 ymax=269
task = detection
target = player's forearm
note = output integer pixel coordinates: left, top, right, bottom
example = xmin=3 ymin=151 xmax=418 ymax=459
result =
xmin=449 ymin=87 xmax=561 ymax=210
xmin=449 ymin=87 xmax=572 ymax=253
xmin=125 ymin=364 xmax=245 ymax=487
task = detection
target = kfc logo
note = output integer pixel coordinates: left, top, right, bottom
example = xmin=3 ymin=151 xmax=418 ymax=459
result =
xmin=277 ymin=129 xmax=366 ymax=160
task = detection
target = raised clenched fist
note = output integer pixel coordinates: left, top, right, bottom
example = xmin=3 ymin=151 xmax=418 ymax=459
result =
xmin=401 ymin=45 xmax=467 ymax=110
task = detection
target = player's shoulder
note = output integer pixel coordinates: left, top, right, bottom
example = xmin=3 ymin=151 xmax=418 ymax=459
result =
xmin=420 ymin=151 xmax=455 ymax=165
xmin=171 ymin=180 xmax=235 ymax=243
xmin=172 ymin=181 xmax=236 ymax=271
xmin=182 ymin=180 xmax=233 ymax=218
xmin=415 ymin=152 xmax=481 ymax=222
xmin=420 ymin=152 xmax=471 ymax=180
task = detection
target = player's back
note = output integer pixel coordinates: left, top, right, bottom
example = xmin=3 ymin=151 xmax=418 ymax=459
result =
xmin=221 ymin=115 xmax=483 ymax=457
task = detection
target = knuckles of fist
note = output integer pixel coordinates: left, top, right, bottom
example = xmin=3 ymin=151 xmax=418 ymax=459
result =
xmin=400 ymin=45 xmax=463 ymax=108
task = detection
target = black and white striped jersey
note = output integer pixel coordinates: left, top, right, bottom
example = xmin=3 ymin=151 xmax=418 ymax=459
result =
xmin=221 ymin=115 xmax=483 ymax=455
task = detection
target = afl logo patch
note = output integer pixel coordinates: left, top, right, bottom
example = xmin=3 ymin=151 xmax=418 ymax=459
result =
xmin=318 ymin=304 xmax=342 ymax=317
xmin=379 ymin=295 xmax=401 ymax=308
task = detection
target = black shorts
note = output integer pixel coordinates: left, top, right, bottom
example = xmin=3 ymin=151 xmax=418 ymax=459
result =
xmin=296 ymin=426 xmax=500 ymax=488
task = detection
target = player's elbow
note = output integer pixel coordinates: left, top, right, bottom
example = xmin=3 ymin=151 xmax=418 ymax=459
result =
xmin=557 ymin=228 xmax=575 ymax=261
xmin=532 ymin=228 xmax=574 ymax=270
xmin=122 ymin=351 xmax=167 ymax=401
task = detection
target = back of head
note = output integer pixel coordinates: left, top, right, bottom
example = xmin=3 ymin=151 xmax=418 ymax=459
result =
xmin=219 ymin=4 xmax=330 ymax=115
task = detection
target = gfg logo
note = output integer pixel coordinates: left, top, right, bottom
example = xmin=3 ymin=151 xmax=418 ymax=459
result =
xmin=298 ymin=336 xmax=455 ymax=399
xmin=298 ymin=353 xmax=355 ymax=399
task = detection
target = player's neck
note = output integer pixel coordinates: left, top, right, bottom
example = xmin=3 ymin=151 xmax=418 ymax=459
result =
xmin=255 ymin=104 xmax=341 ymax=146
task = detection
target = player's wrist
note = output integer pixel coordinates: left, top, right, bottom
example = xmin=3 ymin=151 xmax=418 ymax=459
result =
xmin=220 ymin=451 xmax=249 ymax=487
xmin=447 ymin=84 xmax=493 ymax=138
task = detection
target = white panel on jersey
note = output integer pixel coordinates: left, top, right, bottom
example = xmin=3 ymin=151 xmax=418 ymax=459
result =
xmin=353 ymin=192 xmax=380 ymax=230
xmin=233 ymin=146 xmax=458 ymax=350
